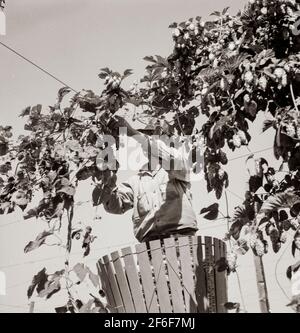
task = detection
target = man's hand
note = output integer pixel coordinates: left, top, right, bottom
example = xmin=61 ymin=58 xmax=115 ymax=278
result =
xmin=108 ymin=115 xmax=138 ymax=137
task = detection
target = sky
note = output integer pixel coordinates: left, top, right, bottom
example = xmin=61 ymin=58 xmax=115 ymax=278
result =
xmin=0 ymin=0 xmax=297 ymax=313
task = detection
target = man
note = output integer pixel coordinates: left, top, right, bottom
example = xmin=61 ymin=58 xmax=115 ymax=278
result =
xmin=99 ymin=115 xmax=198 ymax=243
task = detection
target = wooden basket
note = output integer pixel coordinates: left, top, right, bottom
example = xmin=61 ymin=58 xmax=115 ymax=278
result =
xmin=97 ymin=236 xmax=228 ymax=313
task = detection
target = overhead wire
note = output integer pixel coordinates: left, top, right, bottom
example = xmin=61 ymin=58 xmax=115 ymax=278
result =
xmin=0 ymin=200 xmax=92 ymax=229
xmin=274 ymin=240 xmax=293 ymax=302
xmin=0 ymin=41 xmax=78 ymax=93
xmin=0 ymin=240 xmax=137 ymax=270
xmin=228 ymin=147 xmax=273 ymax=162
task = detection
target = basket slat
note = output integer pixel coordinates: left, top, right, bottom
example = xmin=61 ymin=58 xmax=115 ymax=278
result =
xmin=221 ymin=241 xmax=228 ymax=313
xmin=99 ymin=236 xmax=227 ymax=313
xmin=192 ymin=236 xmax=208 ymax=313
xmin=204 ymin=237 xmax=217 ymax=313
xmin=163 ymin=237 xmax=186 ymax=313
xmin=149 ymin=239 xmax=173 ymax=313
xmin=136 ymin=242 xmax=159 ymax=313
xmin=97 ymin=259 xmax=117 ymax=313
xmin=214 ymin=238 xmax=226 ymax=313
xmin=122 ymin=246 xmax=147 ymax=313
xmin=103 ymin=255 xmax=125 ymax=313
xmin=111 ymin=251 xmax=135 ymax=313
xmin=178 ymin=236 xmax=197 ymax=313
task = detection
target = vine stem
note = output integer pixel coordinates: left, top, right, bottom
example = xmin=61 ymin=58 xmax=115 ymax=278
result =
xmin=227 ymin=91 xmax=237 ymax=116
xmin=66 ymin=205 xmax=74 ymax=255
xmin=175 ymin=107 xmax=185 ymax=135
xmin=64 ymin=204 xmax=79 ymax=312
xmin=70 ymin=159 xmax=90 ymax=183
xmin=224 ymin=190 xmax=247 ymax=312
xmin=14 ymin=162 xmax=21 ymax=176
xmin=290 ymin=83 xmax=299 ymax=113
xmin=218 ymin=15 xmax=224 ymax=44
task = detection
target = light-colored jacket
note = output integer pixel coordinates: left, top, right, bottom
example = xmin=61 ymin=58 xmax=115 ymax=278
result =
xmin=102 ymin=136 xmax=198 ymax=242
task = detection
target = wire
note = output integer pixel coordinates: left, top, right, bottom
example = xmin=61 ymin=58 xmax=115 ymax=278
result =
xmin=245 ymin=145 xmax=252 ymax=154
xmin=226 ymin=189 xmax=244 ymax=202
xmin=0 ymin=200 xmax=92 ymax=229
xmin=0 ymin=240 xmax=137 ymax=270
xmin=148 ymin=257 xmax=164 ymax=312
xmin=3 ymin=241 xmax=199 ymax=305
xmin=6 ymin=280 xmax=32 ymax=290
xmin=274 ymin=240 xmax=292 ymax=302
xmin=225 ymin=191 xmax=230 ymax=230
xmin=0 ymin=220 xmax=21 ymax=228
xmin=0 ymin=41 xmax=78 ymax=93
xmin=235 ymin=269 xmax=248 ymax=313
xmin=0 ymin=303 xmax=30 ymax=311
xmin=0 ymin=302 xmax=49 ymax=313
xmin=228 ymin=147 xmax=273 ymax=162
xmin=198 ymin=221 xmax=228 ymax=233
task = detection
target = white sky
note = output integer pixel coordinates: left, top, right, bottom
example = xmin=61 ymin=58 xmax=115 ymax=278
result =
xmin=0 ymin=0 xmax=296 ymax=313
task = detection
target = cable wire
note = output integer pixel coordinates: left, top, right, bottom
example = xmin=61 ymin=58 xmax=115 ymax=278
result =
xmin=274 ymin=240 xmax=292 ymax=302
xmin=228 ymin=147 xmax=273 ymax=162
xmin=0 ymin=302 xmax=49 ymax=313
xmin=0 ymin=240 xmax=137 ymax=270
xmin=226 ymin=189 xmax=244 ymax=202
xmin=0 ymin=41 xmax=78 ymax=93
xmin=0 ymin=200 xmax=92 ymax=229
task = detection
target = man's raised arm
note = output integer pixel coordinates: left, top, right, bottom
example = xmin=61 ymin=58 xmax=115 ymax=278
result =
xmin=96 ymin=172 xmax=134 ymax=214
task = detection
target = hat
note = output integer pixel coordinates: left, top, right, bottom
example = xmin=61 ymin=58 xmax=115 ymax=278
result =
xmin=137 ymin=118 xmax=173 ymax=136
xmin=137 ymin=118 xmax=158 ymax=134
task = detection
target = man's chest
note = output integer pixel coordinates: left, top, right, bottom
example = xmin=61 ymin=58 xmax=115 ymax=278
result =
xmin=135 ymin=169 xmax=188 ymax=206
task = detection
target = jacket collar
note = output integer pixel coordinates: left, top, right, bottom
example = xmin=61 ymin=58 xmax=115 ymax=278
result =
xmin=138 ymin=163 xmax=161 ymax=177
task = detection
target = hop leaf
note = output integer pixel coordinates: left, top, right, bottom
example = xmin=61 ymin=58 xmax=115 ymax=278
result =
xmin=24 ymin=231 xmax=54 ymax=253
xmin=286 ymin=295 xmax=300 ymax=309
xmin=260 ymin=191 xmax=300 ymax=216
xmin=229 ymin=221 xmax=244 ymax=240
xmin=215 ymin=257 xmax=228 ymax=272
xmin=0 ymin=138 xmax=9 ymax=157
xmin=73 ymin=263 xmax=89 ymax=282
xmin=224 ymin=302 xmax=240 ymax=311
xmin=169 ymin=22 xmax=178 ymax=28
xmin=71 ymin=229 xmax=82 ymax=240
xmin=200 ymin=203 xmax=219 ymax=220
xmin=38 ymin=270 xmax=64 ymax=299
xmin=19 ymin=106 xmax=31 ymax=117
xmin=92 ymin=184 xmax=104 ymax=207
xmin=244 ymin=100 xmax=257 ymax=118
xmin=27 ymin=268 xmax=48 ymax=299
xmin=57 ymin=186 xmax=76 ymax=197
xmin=123 ymin=69 xmax=133 ymax=79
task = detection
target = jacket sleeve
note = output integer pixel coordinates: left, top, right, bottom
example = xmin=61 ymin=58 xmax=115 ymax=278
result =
xmin=102 ymin=180 xmax=134 ymax=215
